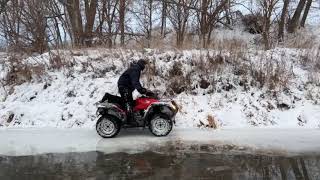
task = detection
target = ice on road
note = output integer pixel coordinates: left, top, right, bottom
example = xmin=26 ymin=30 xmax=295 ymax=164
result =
xmin=1 ymin=128 xmax=320 ymax=156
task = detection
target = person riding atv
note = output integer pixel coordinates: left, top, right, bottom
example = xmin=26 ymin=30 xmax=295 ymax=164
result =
xmin=96 ymin=59 xmax=178 ymax=138
xmin=117 ymin=59 xmax=154 ymax=125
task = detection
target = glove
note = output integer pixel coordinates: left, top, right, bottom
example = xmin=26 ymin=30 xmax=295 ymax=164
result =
xmin=139 ymin=88 xmax=147 ymax=94
xmin=146 ymin=90 xmax=156 ymax=97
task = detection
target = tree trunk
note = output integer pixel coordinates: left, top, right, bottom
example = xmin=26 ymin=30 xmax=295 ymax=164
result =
xmin=262 ymin=7 xmax=271 ymax=50
xmin=224 ymin=0 xmax=231 ymax=25
xmin=84 ymin=0 xmax=97 ymax=46
xmin=200 ymin=0 xmax=208 ymax=48
xmin=147 ymin=0 xmax=153 ymax=48
xmin=206 ymin=24 xmax=213 ymax=47
xmin=53 ymin=17 xmax=63 ymax=46
xmin=66 ymin=0 xmax=84 ymax=45
xmin=177 ymin=32 xmax=184 ymax=48
xmin=103 ymin=0 xmax=119 ymax=48
xmin=287 ymin=0 xmax=306 ymax=33
xmin=261 ymin=0 xmax=278 ymax=50
xmin=119 ymin=0 xmax=125 ymax=46
xmin=278 ymin=0 xmax=290 ymax=42
xmin=161 ymin=1 xmax=167 ymax=38
xmin=300 ymin=0 xmax=312 ymax=27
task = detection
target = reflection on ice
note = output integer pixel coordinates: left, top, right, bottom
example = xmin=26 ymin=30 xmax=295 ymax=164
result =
xmin=0 ymin=149 xmax=320 ymax=180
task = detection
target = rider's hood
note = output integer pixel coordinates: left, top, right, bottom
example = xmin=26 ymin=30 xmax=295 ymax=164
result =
xmin=137 ymin=60 xmax=146 ymax=71
xmin=131 ymin=62 xmax=145 ymax=71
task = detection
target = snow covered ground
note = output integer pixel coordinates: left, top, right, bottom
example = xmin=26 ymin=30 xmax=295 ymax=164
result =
xmin=0 ymin=48 xmax=320 ymax=129
xmin=1 ymin=128 xmax=320 ymax=156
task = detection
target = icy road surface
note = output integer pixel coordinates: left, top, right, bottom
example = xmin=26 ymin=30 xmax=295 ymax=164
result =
xmin=1 ymin=128 xmax=320 ymax=156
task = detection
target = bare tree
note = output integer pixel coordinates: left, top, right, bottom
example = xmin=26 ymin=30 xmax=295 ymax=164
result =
xmin=0 ymin=0 xmax=10 ymax=14
xmin=96 ymin=0 xmax=119 ymax=48
xmin=119 ymin=0 xmax=125 ymax=46
xmin=199 ymin=0 xmax=209 ymax=48
xmin=64 ymin=0 xmax=98 ymax=46
xmin=224 ymin=0 xmax=231 ymax=25
xmin=21 ymin=0 xmax=49 ymax=52
xmin=1 ymin=0 xmax=49 ymax=52
xmin=278 ymin=0 xmax=290 ymax=42
xmin=155 ymin=0 xmax=231 ymax=48
xmin=300 ymin=0 xmax=312 ymax=27
xmin=259 ymin=0 xmax=279 ymax=50
xmin=287 ymin=0 xmax=306 ymax=33
xmin=46 ymin=0 xmax=68 ymax=47
xmin=160 ymin=1 xmax=168 ymax=38
xmin=146 ymin=0 xmax=153 ymax=47
xmin=0 ymin=0 xmax=23 ymax=50
xmin=167 ymin=0 xmax=197 ymax=47
xmin=198 ymin=0 xmax=229 ymax=48
xmin=130 ymin=0 xmax=157 ymax=48
xmin=65 ymin=0 xmax=84 ymax=45
xmin=84 ymin=0 xmax=98 ymax=46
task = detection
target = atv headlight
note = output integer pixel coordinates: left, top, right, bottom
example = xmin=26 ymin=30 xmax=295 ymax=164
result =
xmin=170 ymin=101 xmax=179 ymax=112
xmin=171 ymin=104 xmax=177 ymax=111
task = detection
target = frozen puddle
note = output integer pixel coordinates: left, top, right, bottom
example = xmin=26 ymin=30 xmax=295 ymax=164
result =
xmin=1 ymin=128 xmax=320 ymax=156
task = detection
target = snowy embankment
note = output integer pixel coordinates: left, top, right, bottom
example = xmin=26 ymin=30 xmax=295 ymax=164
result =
xmin=0 ymin=48 xmax=320 ymax=128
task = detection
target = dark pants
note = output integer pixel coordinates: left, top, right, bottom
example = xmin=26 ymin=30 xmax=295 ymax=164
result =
xmin=119 ymin=87 xmax=134 ymax=122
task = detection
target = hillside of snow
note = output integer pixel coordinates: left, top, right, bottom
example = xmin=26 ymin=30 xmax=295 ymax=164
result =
xmin=0 ymin=48 xmax=320 ymax=128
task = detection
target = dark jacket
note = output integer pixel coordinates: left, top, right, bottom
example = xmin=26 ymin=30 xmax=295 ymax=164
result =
xmin=117 ymin=62 xmax=146 ymax=94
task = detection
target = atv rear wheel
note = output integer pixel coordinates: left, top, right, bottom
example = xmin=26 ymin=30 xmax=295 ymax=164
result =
xmin=149 ymin=115 xmax=173 ymax=137
xmin=96 ymin=116 xmax=121 ymax=138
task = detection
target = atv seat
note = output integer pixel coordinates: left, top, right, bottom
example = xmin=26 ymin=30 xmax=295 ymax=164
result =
xmin=101 ymin=93 xmax=123 ymax=106
xmin=101 ymin=93 xmax=140 ymax=110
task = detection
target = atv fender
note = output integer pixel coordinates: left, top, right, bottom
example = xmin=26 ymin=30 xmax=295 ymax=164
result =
xmin=106 ymin=110 xmax=125 ymax=123
xmin=97 ymin=103 xmax=126 ymax=123
xmin=144 ymin=103 xmax=176 ymax=122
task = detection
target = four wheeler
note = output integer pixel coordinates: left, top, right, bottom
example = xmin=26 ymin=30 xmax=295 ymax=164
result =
xmin=95 ymin=92 xmax=178 ymax=138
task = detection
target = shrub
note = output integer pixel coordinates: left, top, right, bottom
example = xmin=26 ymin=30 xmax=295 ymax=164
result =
xmin=249 ymin=54 xmax=293 ymax=90
xmin=168 ymin=61 xmax=183 ymax=77
xmin=242 ymin=13 xmax=263 ymax=34
xmin=49 ymin=51 xmax=72 ymax=70
xmin=4 ymin=55 xmax=45 ymax=85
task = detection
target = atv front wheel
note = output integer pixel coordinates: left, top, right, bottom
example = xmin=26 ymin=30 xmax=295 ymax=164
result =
xmin=149 ymin=115 xmax=173 ymax=137
xmin=96 ymin=116 xmax=121 ymax=138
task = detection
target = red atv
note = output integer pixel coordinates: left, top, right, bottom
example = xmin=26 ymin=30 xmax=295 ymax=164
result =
xmin=95 ymin=92 xmax=178 ymax=138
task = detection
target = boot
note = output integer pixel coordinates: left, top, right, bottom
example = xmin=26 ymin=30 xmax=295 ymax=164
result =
xmin=125 ymin=104 xmax=136 ymax=126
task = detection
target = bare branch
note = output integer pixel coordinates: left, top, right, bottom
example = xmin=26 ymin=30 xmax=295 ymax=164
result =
xmin=0 ymin=0 xmax=10 ymax=14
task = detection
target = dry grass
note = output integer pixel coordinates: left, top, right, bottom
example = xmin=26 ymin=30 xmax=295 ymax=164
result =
xmin=5 ymin=55 xmax=45 ymax=86
xmin=151 ymin=47 xmax=296 ymax=95
xmin=207 ymin=115 xmax=219 ymax=129
xmin=302 ymin=48 xmax=320 ymax=85
xmin=282 ymin=29 xmax=318 ymax=49
xmin=209 ymin=37 xmax=248 ymax=52
xmin=197 ymin=115 xmax=219 ymax=129
xmin=249 ymin=53 xmax=293 ymax=90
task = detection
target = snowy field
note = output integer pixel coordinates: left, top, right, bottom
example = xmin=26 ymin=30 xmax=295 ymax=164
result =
xmin=1 ymin=128 xmax=320 ymax=156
